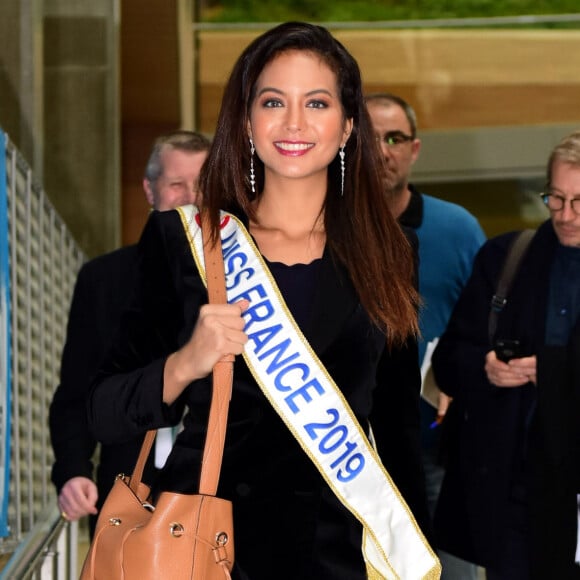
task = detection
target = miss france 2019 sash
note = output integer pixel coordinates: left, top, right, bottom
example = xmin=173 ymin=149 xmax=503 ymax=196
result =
xmin=178 ymin=205 xmax=441 ymax=580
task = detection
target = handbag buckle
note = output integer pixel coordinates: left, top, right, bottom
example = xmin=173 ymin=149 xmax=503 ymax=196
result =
xmin=213 ymin=533 xmax=230 ymax=566
xmin=170 ymin=522 xmax=185 ymax=537
xmin=215 ymin=531 xmax=229 ymax=546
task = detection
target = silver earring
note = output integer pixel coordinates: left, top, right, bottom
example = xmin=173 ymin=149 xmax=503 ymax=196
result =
xmin=339 ymin=145 xmax=345 ymax=197
xmin=249 ymin=138 xmax=256 ymax=194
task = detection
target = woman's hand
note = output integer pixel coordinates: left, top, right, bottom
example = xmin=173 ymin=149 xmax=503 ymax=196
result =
xmin=484 ymin=350 xmax=537 ymax=388
xmin=163 ymin=299 xmax=250 ymax=403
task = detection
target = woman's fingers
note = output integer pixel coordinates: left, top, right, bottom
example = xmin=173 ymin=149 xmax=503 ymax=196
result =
xmin=182 ymin=300 xmax=249 ymax=377
xmin=163 ymin=301 xmax=249 ymax=403
xmin=195 ymin=301 xmax=249 ymax=348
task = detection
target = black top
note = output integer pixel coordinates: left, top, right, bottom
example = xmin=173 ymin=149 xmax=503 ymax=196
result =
xmin=266 ymin=257 xmax=322 ymax=332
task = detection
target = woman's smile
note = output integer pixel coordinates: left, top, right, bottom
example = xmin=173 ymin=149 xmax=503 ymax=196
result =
xmin=274 ymin=141 xmax=315 ymax=156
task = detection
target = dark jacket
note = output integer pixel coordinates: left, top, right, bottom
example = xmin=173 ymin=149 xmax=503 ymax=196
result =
xmin=88 ymin=208 xmax=431 ymax=580
xmin=527 ymin=334 xmax=580 ymax=579
xmin=49 ymin=245 xmax=158 ymax=534
xmin=432 ymin=219 xmax=580 ymax=578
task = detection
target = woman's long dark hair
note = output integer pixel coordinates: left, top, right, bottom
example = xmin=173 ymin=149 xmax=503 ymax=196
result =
xmin=200 ymin=21 xmax=418 ymax=345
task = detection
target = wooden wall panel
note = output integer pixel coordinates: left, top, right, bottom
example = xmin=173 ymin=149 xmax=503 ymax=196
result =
xmin=196 ymin=29 xmax=580 ymax=134
xmin=121 ymin=0 xmax=181 ymax=244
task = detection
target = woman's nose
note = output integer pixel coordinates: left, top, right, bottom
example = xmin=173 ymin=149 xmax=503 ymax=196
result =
xmin=285 ymin=105 xmax=304 ymax=132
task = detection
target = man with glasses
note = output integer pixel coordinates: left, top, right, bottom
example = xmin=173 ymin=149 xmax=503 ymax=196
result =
xmin=49 ymin=130 xmax=211 ymax=537
xmin=431 ymin=131 xmax=580 ymax=579
xmin=542 ymin=188 xmax=580 ymax=223
xmin=366 ymin=93 xmax=485 ymax=580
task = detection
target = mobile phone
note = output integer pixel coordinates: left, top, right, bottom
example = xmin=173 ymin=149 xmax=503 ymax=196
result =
xmin=493 ymin=338 xmax=522 ymax=362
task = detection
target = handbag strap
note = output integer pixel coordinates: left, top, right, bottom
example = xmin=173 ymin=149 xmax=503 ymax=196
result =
xmin=198 ymin=210 xmax=233 ymax=496
xmin=129 ymin=209 xmax=233 ymax=497
xmin=488 ymin=228 xmax=535 ymax=344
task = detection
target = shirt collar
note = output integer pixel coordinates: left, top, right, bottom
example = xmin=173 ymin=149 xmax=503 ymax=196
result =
xmin=397 ymin=184 xmax=423 ymax=229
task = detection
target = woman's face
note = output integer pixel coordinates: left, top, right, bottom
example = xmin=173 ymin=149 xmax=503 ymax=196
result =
xmin=248 ymin=50 xmax=352 ymax=188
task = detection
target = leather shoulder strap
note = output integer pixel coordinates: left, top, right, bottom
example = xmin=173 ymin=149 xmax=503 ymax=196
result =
xmin=129 ymin=430 xmax=156 ymax=495
xmin=130 ymin=209 xmax=233 ymax=497
xmin=198 ymin=209 xmax=233 ymax=496
xmin=488 ymin=228 xmax=535 ymax=344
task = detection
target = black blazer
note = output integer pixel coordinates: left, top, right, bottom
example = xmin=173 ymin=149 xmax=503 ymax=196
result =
xmin=527 ymin=328 xmax=580 ymax=579
xmin=432 ymin=219 xmax=580 ymax=577
xmin=88 ymin=208 xmax=431 ymax=580
xmin=49 ymin=245 xmax=158 ymax=534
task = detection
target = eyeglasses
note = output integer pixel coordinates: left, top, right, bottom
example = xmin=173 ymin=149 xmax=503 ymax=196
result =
xmin=541 ymin=190 xmax=580 ymax=215
xmin=375 ymin=131 xmax=415 ymax=147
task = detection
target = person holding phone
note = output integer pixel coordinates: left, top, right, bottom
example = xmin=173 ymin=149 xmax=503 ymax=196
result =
xmin=431 ymin=131 xmax=580 ymax=580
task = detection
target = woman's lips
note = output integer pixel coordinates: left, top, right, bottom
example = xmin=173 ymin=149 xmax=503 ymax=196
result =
xmin=274 ymin=141 xmax=314 ymax=156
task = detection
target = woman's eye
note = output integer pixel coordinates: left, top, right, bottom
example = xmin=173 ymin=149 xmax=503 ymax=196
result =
xmin=307 ymin=100 xmax=328 ymax=109
xmin=262 ymin=98 xmax=283 ymax=108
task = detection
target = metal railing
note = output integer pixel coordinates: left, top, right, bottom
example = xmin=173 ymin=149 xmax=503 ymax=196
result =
xmin=0 ymin=507 xmax=77 ymax=580
xmin=0 ymin=129 xmax=85 ymax=577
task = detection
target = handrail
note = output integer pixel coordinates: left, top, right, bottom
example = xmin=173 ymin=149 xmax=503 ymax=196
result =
xmin=0 ymin=505 xmax=66 ymax=579
xmin=0 ymin=131 xmax=84 ymax=574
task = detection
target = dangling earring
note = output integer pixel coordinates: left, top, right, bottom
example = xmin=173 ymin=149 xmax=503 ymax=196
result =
xmin=249 ymin=138 xmax=256 ymax=194
xmin=339 ymin=145 xmax=345 ymax=197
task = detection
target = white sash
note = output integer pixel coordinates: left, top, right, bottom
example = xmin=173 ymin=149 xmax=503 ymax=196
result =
xmin=178 ymin=206 xmax=441 ymax=580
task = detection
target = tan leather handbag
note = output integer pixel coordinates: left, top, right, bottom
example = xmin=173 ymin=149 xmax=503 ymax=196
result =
xmin=80 ymin=211 xmax=235 ymax=580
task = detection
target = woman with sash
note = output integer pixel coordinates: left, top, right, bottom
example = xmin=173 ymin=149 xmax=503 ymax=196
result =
xmin=89 ymin=22 xmax=439 ymax=579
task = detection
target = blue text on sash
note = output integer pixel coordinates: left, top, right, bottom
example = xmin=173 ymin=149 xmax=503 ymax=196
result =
xmin=220 ymin=229 xmax=365 ymax=483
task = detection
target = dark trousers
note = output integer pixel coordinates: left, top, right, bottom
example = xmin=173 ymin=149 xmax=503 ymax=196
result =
xmin=485 ymin=499 xmax=530 ymax=580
